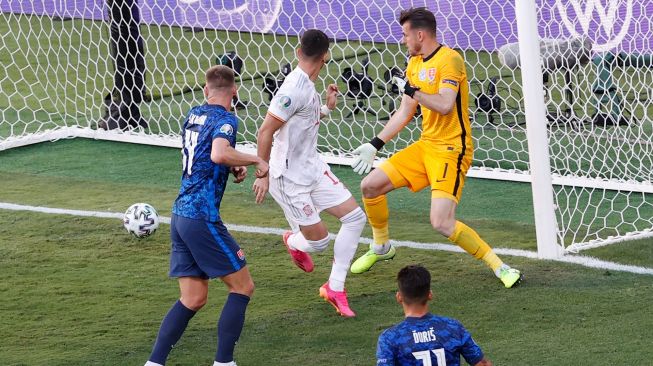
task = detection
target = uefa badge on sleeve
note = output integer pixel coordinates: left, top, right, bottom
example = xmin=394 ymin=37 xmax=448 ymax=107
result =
xmin=279 ymin=95 xmax=292 ymax=109
xmin=219 ymin=124 xmax=234 ymax=136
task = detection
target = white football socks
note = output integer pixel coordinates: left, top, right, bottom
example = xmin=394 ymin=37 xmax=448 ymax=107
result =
xmin=329 ymin=208 xmax=366 ymax=292
xmin=287 ymin=231 xmax=313 ymax=252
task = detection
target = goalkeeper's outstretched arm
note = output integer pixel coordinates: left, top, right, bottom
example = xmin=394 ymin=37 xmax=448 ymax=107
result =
xmin=377 ymin=95 xmax=419 ymax=143
xmin=351 ymin=95 xmax=418 ymax=175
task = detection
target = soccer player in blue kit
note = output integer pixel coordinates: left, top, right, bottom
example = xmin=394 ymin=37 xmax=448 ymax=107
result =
xmin=377 ymin=265 xmax=492 ymax=366
xmin=145 ymin=65 xmax=268 ymax=366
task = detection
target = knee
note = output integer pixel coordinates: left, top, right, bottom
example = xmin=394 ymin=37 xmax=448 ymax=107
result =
xmin=430 ymin=216 xmax=456 ymax=237
xmin=240 ymin=280 xmax=255 ymax=297
xmin=181 ymin=294 xmax=208 ymax=311
xmin=360 ymin=176 xmax=380 ymax=199
xmin=230 ymin=278 xmax=255 ymax=298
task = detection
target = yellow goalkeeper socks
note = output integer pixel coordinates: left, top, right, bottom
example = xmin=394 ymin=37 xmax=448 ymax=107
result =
xmin=362 ymin=195 xmax=390 ymax=245
xmin=448 ymin=221 xmax=503 ymax=272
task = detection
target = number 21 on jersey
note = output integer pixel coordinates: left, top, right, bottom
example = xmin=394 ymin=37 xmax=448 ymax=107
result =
xmin=182 ymin=129 xmax=199 ymax=175
xmin=412 ymin=348 xmax=446 ymax=366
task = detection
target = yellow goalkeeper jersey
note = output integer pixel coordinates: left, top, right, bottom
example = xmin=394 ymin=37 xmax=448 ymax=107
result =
xmin=405 ymin=45 xmax=473 ymax=155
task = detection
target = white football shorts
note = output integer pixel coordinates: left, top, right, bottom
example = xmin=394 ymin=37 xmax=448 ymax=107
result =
xmin=269 ymin=168 xmax=352 ymax=231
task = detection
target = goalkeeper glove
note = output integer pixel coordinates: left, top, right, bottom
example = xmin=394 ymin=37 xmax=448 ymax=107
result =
xmin=351 ymin=137 xmax=385 ymax=175
xmin=393 ymin=76 xmax=420 ymax=98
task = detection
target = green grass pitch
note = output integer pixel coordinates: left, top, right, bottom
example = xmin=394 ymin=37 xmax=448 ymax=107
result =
xmin=1 ymin=12 xmax=652 ymax=366
xmin=1 ymin=139 xmax=652 ymax=365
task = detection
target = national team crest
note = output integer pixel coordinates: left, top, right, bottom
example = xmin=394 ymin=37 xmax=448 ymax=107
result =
xmin=302 ymin=204 xmax=314 ymax=217
xmin=427 ymin=68 xmax=436 ymax=82
xmin=237 ymin=249 xmax=246 ymax=260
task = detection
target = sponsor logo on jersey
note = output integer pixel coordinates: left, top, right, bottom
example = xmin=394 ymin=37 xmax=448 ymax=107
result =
xmin=418 ymin=69 xmax=427 ymax=81
xmin=219 ymin=123 xmax=234 ymax=136
xmin=237 ymin=249 xmax=246 ymax=260
xmin=303 ymin=204 xmax=314 ymax=216
xmin=279 ymin=95 xmax=292 ymax=108
xmin=427 ymin=68 xmax=436 ymax=82
xmin=442 ymin=79 xmax=458 ymax=87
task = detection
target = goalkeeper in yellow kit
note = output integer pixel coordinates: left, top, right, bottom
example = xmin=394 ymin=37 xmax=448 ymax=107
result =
xmin=351 ymin=7 xmax=522 ymax=288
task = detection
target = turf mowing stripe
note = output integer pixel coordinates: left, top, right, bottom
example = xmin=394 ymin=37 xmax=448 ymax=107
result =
xmin=1 ymin=201 xmax=652 ymax=276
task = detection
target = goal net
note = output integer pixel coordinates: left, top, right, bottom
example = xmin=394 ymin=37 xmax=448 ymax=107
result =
xmin=0 ymin=0 xmax=651 ymax=255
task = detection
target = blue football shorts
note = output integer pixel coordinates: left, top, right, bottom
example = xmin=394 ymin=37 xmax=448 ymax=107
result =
xmin=169 ymin=214 xmax=246 ymax=279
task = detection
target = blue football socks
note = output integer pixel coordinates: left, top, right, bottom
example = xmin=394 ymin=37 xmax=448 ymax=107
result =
xmin=215 ymin=293 xmax=250 ymax=363
xmin=149 ymin=300 xmax=197 ymax=364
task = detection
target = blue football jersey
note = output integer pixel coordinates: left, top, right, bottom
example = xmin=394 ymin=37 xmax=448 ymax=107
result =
xmin=172 ymin=104 xmax=238 ymax=222
xmin=376 ymin=313 xmax=484 ymax=366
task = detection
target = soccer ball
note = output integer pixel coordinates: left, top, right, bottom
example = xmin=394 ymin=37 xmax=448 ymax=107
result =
xmin=123 ymin=203 xmax=160 ymax=238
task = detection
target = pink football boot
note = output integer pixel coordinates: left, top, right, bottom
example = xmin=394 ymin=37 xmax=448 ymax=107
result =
xmin=282 ymin=231 xmax=314 ymax=272
xmin=319 ymin=282 xmax=356 ymax=318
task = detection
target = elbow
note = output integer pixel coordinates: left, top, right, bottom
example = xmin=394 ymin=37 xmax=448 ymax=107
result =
xmin=438 ymin=103 xmax=454 ymax=115
xmin=441 ymin=98 xmax=457 ymax=115
xmin=211 ymin=154 xmax=222 ymax=165
xmin=211 ymin=150 xmax=227 ymax=165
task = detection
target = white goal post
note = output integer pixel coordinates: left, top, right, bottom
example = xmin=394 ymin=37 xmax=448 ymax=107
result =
xmin=1 ymin=0 xmax=651 ymax=257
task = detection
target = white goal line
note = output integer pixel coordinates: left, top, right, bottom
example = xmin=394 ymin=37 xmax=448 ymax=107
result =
xmin=1 ymin=201 xmax=652 ymax=276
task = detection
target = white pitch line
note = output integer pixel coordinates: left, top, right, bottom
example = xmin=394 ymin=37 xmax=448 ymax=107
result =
xmin=2 ymin=202 xmax=652 ymax=276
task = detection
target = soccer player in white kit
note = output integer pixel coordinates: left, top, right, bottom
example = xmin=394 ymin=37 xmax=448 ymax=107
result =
xmin=253 ymin=29 xmax=366 ymax=317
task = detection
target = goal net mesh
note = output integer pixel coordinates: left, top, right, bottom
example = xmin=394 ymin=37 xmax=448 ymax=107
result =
xmin=0 ymin=0 xmax=651 ymax=253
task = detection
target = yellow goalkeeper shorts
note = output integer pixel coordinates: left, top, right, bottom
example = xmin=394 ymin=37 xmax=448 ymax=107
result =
xmin=379 ymin=140 xmax=472 ymax=203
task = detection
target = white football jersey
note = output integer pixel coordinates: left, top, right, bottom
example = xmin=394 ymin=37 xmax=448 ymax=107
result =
xmin=267 ymin=67 xmax=328 ymax=185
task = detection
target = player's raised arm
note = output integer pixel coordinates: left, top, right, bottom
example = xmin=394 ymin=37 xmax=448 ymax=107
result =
xmin=320 ymin=83 xmax=338 ymax=119
xmin=351 ymin=94 xmax=418 ymax=175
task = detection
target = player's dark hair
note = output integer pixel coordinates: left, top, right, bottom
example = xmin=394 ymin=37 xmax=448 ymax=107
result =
xmin=397 ymin=265 xmax=431 ymax=305
xmin=205 ymin=65 xmax=235 ymax=90
xmin=300 ymin=29 xmax=330 ymax=60
xmin=399 ymin=7 xmax=437 ymax=36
